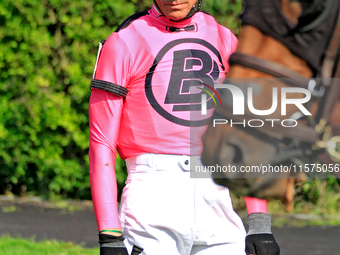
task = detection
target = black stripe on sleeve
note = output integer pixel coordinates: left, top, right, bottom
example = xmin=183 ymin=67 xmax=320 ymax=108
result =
xmin=90 ymin=79 xmax=129 ymax=98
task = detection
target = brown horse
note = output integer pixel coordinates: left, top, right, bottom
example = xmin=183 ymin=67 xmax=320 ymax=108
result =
xmin=201 ymin=0 xmax=340 ymax=212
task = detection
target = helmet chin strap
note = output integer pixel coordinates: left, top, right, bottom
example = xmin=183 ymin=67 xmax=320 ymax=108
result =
xmin=153 ymin=0 xmax=202 ymax=21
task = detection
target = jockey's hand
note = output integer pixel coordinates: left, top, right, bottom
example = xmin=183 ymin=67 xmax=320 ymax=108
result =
xmin=245 ymin=213 xmax=280 ymax=255
xmin=99 ymin=233 xmax=129 ymax=255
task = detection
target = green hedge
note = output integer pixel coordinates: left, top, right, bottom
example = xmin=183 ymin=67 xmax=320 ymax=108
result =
xmin=202 ymin=0 xmax=242 ymax=35
xmin=0 ymin=0 xmax=242 ymax=199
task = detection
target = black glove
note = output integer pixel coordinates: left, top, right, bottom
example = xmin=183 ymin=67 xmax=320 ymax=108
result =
xmin=99 ymin=234 xmax=144 ymax=255
xmin=99 ymin=233 xmax=129 ymax=255
xmin=245 ymin=213 xmax=280 ymax=255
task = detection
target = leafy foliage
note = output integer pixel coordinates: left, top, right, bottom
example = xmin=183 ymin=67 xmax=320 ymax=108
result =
xmin=202 ymin=0 xmax=242 ymax=35
xmin=294 ymin=176 xmax=340 ymax=215
xmin=0 ymin=0 xmax=242 ymax=198
xmin=0 ymin=0 xmax=137 ymax=198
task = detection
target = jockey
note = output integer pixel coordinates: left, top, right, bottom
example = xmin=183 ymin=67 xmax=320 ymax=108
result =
xmin=89 ymin=0 xmax=280 ymax=254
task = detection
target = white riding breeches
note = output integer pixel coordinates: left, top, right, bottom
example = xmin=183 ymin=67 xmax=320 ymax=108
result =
xmin=120 ymin=153 xmax=246 ymax=255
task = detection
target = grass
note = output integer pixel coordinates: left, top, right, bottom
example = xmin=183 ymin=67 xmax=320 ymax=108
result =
xmin=267 ymin=199 xmax=340 ymax=227
xmin=0 ymin=236 xmax=99 ymax=255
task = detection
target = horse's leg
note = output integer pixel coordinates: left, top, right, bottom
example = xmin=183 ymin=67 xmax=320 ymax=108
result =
xmin=283 ymin=178 xmax=295 ymax=212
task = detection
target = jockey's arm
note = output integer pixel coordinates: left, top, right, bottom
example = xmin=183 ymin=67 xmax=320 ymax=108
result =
xmin=89 ymin=32 xmax=130 ymax=237
xmin=244 ymin=196 xmax=268 ymax=214
xmin=89 ymin=88 xmax=123 ymax=236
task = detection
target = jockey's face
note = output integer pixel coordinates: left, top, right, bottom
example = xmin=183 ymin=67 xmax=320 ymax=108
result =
xmin=154 ymin=0 xmax=198 ymax=20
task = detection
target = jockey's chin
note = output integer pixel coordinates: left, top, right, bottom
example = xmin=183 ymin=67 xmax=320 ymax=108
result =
xmin=154 ymin=0 xmax=197 ymax=20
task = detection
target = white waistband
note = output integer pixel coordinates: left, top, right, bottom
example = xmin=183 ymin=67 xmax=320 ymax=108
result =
xmin=125 ymin=153 xmax=202 ymax=171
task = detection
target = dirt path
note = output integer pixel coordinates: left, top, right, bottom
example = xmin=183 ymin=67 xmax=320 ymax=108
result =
xmin=0 ymin=196 xmax=98 ymax=248
xmin=0 ymin=196 xmax=339 ymax=254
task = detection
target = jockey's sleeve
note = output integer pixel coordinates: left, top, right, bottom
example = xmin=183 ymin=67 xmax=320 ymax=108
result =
xmin=89 ymin=88 xmax=123 ymax=231
xmin=244 ymin=196 xmax=269 ymax=214
xmin=89 ymin=32 xmax=129 ymax=232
